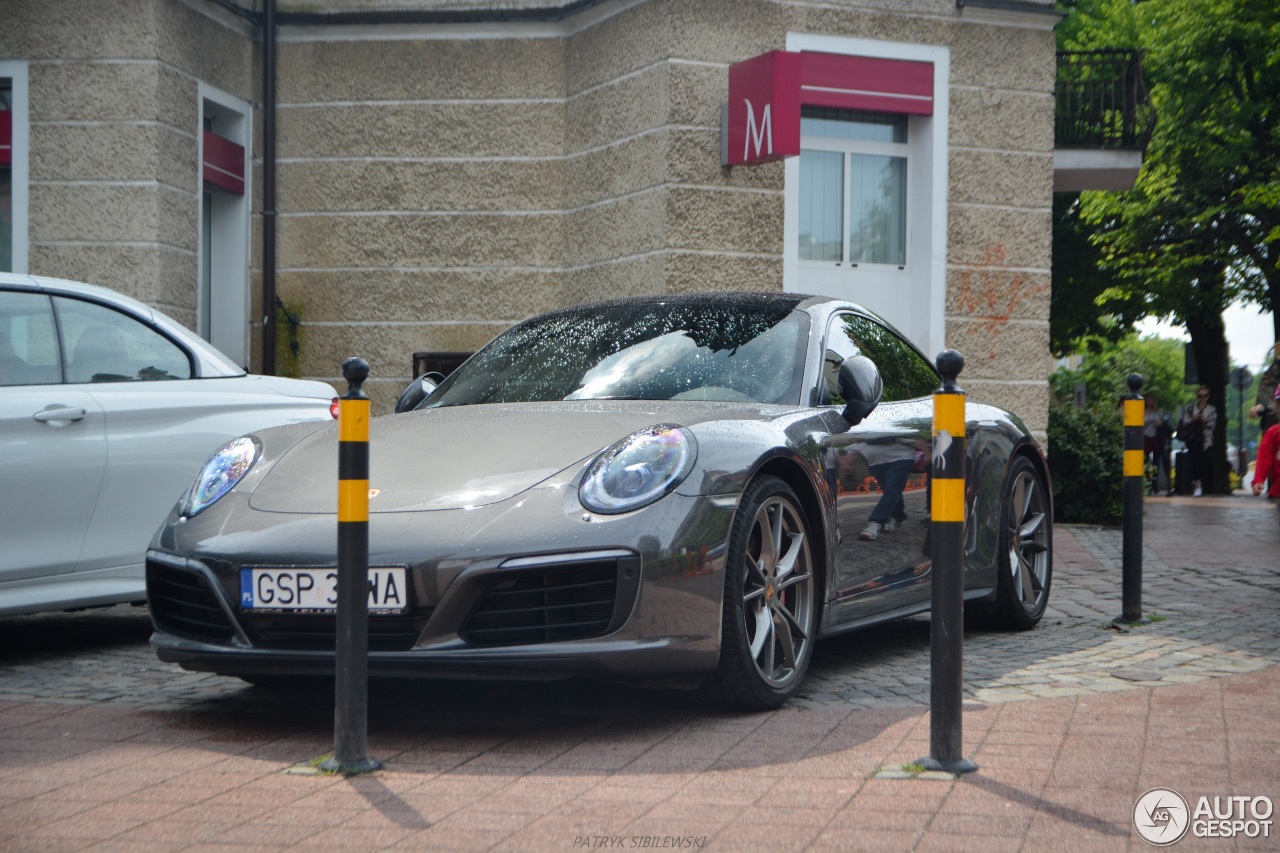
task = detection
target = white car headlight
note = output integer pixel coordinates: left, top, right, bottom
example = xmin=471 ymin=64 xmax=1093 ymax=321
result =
xmin=183 ymin=436 xmax=258 ymax=517
xmin=579 ymin=425 xmax=696 ymax=514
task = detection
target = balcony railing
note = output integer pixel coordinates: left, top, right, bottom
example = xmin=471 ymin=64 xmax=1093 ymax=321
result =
xmin=1056 ymin=49 xmax=1155 ymax=150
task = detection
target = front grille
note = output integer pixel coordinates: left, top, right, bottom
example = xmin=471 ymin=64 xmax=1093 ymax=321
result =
xmin=242 ymin=612 xmax=430 ymax=652
xmin=461 ymin=560 xmax=620 ymax=646
xmin=147 ymin=560 xmax=236 ymax=645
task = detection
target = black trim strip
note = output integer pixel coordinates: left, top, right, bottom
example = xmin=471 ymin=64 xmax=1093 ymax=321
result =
xmin=213 ymin=0 xmax=614 ymax=27
xmin=956 ymin=0 xmax=1065 ymax=17
xmin=338 ymin=441 xmax=369 ymax=479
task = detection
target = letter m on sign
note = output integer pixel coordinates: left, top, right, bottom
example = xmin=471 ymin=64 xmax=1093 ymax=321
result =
xmin=724 ymin=51 xmax=801 ymax=166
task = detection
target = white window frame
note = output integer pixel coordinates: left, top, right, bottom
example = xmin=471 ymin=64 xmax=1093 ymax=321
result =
xmin=197 ymin=82 xmax=252 ymax=368
xmin=799 ymin=111 xmax=911 ymax=267
xmin=0 ymin=61 xmax=30 ymax=274
xmin=784 ymin=34 xmax=949 ymax=359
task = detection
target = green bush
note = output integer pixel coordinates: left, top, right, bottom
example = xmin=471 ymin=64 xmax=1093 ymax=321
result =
xmin=1048 ymin=400 xmax=1124 ymax=525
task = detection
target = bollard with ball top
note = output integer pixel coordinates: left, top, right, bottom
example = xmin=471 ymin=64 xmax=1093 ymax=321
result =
xmin=919 ymin=350 xmax=978 ymax=774
xmin=320 ymin=357 xmax=382 ymax=775
xmin=1116 ymin=373 xmax=1149 ymax=625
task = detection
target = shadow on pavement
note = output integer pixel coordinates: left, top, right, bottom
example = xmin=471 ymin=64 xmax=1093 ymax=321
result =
xmin=0 ymin=605 xmax=152 ymax=663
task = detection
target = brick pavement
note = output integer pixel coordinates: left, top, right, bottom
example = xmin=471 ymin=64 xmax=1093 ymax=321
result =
xmin=0 ymin=494 xmax=1276 ymax=851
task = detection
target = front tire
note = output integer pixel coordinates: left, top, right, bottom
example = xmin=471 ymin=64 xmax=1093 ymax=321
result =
xmin=701 ymin=476 xmax=817 ymax=710
xmin=992 ymin=456 xmax=1052 ymax=630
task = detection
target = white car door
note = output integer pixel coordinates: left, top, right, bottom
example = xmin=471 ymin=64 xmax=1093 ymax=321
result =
xmin=51 ymin=294 xmax=231 ymax=576
xmin=51 ymin=294 xmax=329 ymax=576
xmin=0 ymin=291 xmax=108 ymax=585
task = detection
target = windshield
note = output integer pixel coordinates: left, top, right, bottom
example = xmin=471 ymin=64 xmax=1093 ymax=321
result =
xmin=421 ymin=301 xmax=811 ymax=407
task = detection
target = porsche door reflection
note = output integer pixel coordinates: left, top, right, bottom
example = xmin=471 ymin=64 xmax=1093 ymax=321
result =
xmin=821 ymin=312 xmax=938 ymax=621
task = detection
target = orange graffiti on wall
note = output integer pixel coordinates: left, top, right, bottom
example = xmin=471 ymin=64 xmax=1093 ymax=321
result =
xmin=954 ymin=244 xmax=1048 ymax=360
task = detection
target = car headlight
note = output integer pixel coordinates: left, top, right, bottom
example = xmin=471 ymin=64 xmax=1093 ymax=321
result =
xmin=182 ymin=436 xmax=258 ymax=518
xmin=579 ymin=425 xmax=696 ymax=514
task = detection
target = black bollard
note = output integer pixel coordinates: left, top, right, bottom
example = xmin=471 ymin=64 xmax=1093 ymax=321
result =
xmin=1116 ymin=373 xmax=1148 ymax=625
xmin=919 ymin=350 xmax=977 ymax=775
xmin=321 ymin=358 xmax=382 ymax=775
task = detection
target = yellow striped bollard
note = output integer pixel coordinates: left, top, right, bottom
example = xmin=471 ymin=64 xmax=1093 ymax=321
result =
xmin=1118 ymin=373 xmax=1147 ymax=625
xmin=321 ymin=357 xmax=382 ymax=775
xmin=920 ymin=350 xmax=977 ymax=774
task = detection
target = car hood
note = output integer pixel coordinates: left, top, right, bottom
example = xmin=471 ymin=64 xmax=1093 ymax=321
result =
xmin=247 ymin=400 xmax=784 ymax=513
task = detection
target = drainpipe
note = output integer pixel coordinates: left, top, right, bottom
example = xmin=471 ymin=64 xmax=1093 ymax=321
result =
xmin=261 ymin=0 xmax=277 ymax=375
xmin=246 ymin=0 xmax=616 ymax=376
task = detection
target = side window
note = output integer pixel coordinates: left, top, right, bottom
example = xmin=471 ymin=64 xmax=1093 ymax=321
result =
xmin=55 ymin=297 xmax=192 ymax=384
xmin=0 ymin=290 xmax=60 ymax=386
xmin=820 ymin=314 xmax=861 ymax=405
xmin=824 ymin=313 xmax=937 ymax=403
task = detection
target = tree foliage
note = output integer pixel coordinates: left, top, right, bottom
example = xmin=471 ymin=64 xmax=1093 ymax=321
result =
xmin=1050 ymin=193 xmax=1146 ymax=355
xmin=1055 ymin=0 xmax=1280 ymax=492
xmin=1049 ymin=333 xmax=1193 ymax=412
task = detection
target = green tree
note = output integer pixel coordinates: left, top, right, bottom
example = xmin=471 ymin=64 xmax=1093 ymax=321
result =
xmin=1049 ymin=334 xmax=1187 ymax=518
xmin=1050 ymin=333 xmax=1193 ymax=413
xmin=1056 ymin=0 xmax=1280 ymax=493
xmin=1050 ymin=193 xmax=1145 ymax=355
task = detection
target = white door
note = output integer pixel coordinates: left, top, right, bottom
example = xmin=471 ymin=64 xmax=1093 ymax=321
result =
xmin=0 ymin=290 xmax=107 ymax=583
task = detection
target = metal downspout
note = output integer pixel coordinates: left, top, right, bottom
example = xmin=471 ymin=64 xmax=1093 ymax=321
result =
xmin=261 ymin=0 xmax=277 ymax=374
xmin=240 ymin=0 xmax=617 ymax=375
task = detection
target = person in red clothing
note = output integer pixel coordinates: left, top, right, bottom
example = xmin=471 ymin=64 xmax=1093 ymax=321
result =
xmin=1252 ymin=384 xmax=1280 ymax=536
xmin=1255 ymin=422 xmax=1280 ymax=496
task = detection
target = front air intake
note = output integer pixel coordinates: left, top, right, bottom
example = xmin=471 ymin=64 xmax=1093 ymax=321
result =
xmin=461 ymin=558 xmax=624 ymax=646
xmin=147 ymin=560 xmax=236 ymax=645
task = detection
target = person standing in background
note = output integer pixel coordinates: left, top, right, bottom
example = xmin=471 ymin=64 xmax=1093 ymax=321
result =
xmin=1250 ymin=342 xmax=1280 ymax=432
xmin=1143 ymin=394 xmax=1173 ymax=496
xmin=1179 ymin=385 xmax=1217 ymax=497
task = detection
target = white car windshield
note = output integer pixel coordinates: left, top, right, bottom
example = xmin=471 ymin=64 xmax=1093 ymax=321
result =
xmin=421 ymin=300 xmax=811 ymax=407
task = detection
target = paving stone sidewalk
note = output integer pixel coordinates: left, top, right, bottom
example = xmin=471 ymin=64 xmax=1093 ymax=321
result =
xmin=0 ymin=494 xmax=1276 ymax=851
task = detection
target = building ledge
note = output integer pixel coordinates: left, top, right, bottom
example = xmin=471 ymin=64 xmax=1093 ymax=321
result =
xmin=956 ymin=0 xmax=1063 ymax=30
xmin=1053 ymin=148 xmax=1143 ymax=192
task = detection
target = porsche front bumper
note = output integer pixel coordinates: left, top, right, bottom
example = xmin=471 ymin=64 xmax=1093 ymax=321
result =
xmin=146 ymin=487 xmax=737 ymax=682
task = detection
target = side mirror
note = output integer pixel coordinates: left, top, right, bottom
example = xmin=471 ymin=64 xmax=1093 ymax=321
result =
xmin=837 ymin=355 xmax=883 ymax=426
xmin=393 ymin=372 xmax=444 ymax=414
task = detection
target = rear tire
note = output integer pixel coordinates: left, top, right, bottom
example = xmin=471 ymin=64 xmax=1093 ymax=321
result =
xmin=992 ymin=456 xmax=1052 ymax=630
xmin=701 ymin=476 xmax=817 ymax=710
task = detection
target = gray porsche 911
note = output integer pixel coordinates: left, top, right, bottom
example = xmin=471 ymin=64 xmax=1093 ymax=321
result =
xmin=146 ymin=292 xmax=1051 ymax=709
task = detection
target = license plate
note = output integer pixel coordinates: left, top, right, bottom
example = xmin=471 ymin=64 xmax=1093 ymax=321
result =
xmin=240 ymin=567 xmax=408 ymax=614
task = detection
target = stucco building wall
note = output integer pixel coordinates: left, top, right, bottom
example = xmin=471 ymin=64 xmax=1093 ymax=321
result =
xmin=3 ymin=0 xmax=256 ymax=328
xmin=3 ymin=0 xmax=1056 ymax=438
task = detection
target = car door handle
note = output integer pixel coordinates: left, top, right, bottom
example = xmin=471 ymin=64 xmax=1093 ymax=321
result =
xmin=33 ymin=407 xmax=89 ymax=424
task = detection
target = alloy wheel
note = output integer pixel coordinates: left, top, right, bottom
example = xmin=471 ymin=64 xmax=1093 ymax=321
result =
xmin=741 ymin=494 xmax=815 ymax=688
xmin=1005 ymin=467 xmax=1050 ymax=614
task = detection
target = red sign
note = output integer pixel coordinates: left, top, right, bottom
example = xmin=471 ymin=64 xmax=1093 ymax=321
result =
xmin=726 ymin=51 xmax=803 ymax=166
xmin=203 ymin=129 xmax=245 ymax=195
xmin=725 ymin=50 xmax=934 ymax=167
xmin=0 ymin=110 xmax=11 ymax=167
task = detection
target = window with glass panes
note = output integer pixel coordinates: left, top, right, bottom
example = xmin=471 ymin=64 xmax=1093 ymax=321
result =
xmin=798 ymin=107 xmax=908 ymax=268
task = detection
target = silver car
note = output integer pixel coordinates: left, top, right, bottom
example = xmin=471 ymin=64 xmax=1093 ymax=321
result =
xmin=0 ymin=274 xmax=336 ymax=616
xmin=146 ymin=292 xmax=1052 ymax=709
